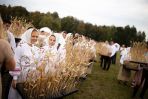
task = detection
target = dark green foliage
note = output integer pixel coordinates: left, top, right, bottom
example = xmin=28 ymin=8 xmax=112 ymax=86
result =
xmin=0 ymin=4 xmax=146 ymax=45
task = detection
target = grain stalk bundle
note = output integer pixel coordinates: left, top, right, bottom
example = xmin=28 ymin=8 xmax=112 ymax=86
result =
xmin=130 ymin=42 xmax=148 ymax=62
xmin=17 ymin=37 xmax=95 ymax=99
xmin=96 ymin=42 xmax=111 ymax=56
xmin=9 ymin=17 xmax=33 ymax=37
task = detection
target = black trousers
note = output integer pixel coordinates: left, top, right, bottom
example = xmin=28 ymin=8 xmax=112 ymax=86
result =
xmin=100 ymin=55 xmax=105 ymax=68
xmin=1 ymin=70 xmax=12 ymax=99
xmin=111 ymin=53 xmax=116 ymax=64
xmin=100 ymin=55 xmax=111 ymax=70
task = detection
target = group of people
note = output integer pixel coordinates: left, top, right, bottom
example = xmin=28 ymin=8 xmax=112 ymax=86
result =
xmin=7 ymin=28 xmax=67 ymax=99
xmin=100 ymin=40 xmax=120 ymax=70
xmin=0 ymin=19 xmax=147 ymax=99
xmin=0 ymin=18 xmax=97 ymax=99
xmin=99 ymin=40 xmax=148 ymax=99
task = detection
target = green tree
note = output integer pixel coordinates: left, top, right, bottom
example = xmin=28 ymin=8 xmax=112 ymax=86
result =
xmin=61 ymin=16 xmax=79 ymax=32
xmin=0 ymin=4 xmax=146 ymax=43
xmin=51 ymin=12 xmax=61 ymax=32
xmin=29 ymin=11 xmax=44 ymax=28
xmin=38 ymin=14 xmax=53 ymax=29
xmin=136 ymin=31 xmax=146 ymax=42
xmin=76 ymin=21 xmax=85 ymax=34
xmin=11 ymin=6 xmax=29 ymax=18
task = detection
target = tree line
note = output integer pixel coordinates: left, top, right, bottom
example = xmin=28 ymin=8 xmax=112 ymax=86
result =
xmin=0 ymin=4 xmax=146 ymax=46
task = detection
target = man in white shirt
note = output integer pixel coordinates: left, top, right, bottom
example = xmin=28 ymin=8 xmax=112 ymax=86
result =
xmin=110 ymin=41 xmax=120 ymax=64
xmin=3 ymin=21 xmax=16 ymax=52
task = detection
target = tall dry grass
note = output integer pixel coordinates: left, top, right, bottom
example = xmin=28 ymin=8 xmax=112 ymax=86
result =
xmin=130 ymin=42 xmax=148 ymax=62
xmin=9 ymin=17 xmax=33 ymax=37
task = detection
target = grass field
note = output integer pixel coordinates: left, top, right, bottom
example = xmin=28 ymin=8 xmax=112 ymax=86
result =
xmin=64 ymin=57 xmax=148 ymax=99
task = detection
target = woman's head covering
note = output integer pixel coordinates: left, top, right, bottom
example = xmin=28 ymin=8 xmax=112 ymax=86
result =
xmin=21 ymin=28 xmax=36 ymax=44
xmin=40 ymin=27 xmax=52 ymax=35
xmin=47 ymin=34 xmax=57 ymax=46
xmin=65 ymin=33 xmax=73 ymax=41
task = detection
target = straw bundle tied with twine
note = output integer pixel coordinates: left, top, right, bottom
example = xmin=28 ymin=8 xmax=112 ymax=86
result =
xmin=96 ymin=42 xmax=111 ymax=56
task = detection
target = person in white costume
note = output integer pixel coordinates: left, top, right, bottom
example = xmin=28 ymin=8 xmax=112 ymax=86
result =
xmin=40 ymin=27 xmax=52 ymax=36
xmin=39 ymin=34 xmax=66 ymax=74
xmin=38 ymin=27 xmax=53 ymax=47
xmin=3 ymin=21 xmax=16 ymax=52
xmin=120 ymin=44 xmax=126 ymax=57
xmin=119 ymin=47 xmax=131 ymax=64
xmin=54 ymin=31 xmax=67 ymax=48
xmin=118 ymin=47 xmax=133 ymax=84
xmin=39 ymin=35 xmax=59 ymax=74
xmin=110 ymin=41 xmax=120 ymax=64
xmin=65 ymin=33 xmax=72 ymax=41
xmin=7 ymin=30 xmax=16 ymax=52
xmin=8 ymin=28 xmax=39 ymax=99
xmin=100 ymin=41 xmax=112 ymax=70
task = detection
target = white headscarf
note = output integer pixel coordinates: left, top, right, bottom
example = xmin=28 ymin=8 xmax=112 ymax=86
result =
xmin=7 ymin=30 xmax=16 ymax=52
xmin=65 ymin=33 xmax=72 ymax=41
xmin=21 ymin=28 xmax=35 ymax=44
xmin=40 ymin=27 xmax=52 ymax=35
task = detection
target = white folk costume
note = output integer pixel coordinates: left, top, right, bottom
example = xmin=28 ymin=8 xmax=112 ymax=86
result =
xmin=54 ymin=32 xmax=66 ymax=63
xmin=58 ymin=44 xmax=66 ymax=63
xmin=40 ymin=27 xmax=52 ymax=35
xmin=8 ymin=28 xmax=40 ymax=99
xmin=39 ymin=27 xmax=53 ymax=46
xmin=39 ymin=44 xmax=59 ymax=74
xmin=120 ymin=46 xmax=126 ymax=57
xmin=54 ymin=32 xmax=66 ymax=48
xmin=118 ymin=47 xmax=132 ymax=82
xmin=7 ymin=30 xmax=16 ymax=52
xmin=120 ymin=47 xmax=131 ymax=64
xmin=39 ymin=34 xmax=66 ymax=74
xmin=110 ymin=43 xmax=120 ymax=57
xmin=114 ymin=43 xmax=120 ymax=52
xmin=65 ymin=33 xmax=72 ymax=41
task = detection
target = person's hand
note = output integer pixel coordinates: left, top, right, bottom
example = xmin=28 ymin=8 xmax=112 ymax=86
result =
xmin=12 ymin=80 xmax=17 ymax=89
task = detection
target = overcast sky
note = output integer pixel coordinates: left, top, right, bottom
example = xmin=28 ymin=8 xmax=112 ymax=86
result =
xmin=1 ymin=0 xmax=148 ymax=40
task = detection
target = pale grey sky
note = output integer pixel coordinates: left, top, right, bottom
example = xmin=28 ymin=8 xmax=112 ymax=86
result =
xmin=1 ymin=0 xmax=148 ymax=40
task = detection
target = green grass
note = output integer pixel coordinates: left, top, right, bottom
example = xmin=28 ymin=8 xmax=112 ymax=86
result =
xmin=64 ymin=61 xmax=148 ymax=99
